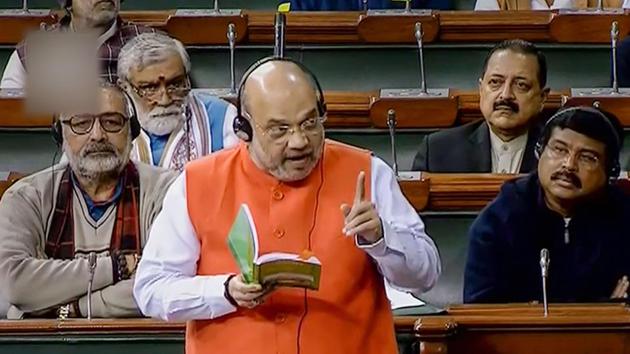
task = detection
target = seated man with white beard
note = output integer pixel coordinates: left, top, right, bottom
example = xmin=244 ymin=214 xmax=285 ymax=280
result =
xmin=0 ymin=82 xmax=177 ymax=319
xmin=118 ymin=33 xmax=238 ymax=171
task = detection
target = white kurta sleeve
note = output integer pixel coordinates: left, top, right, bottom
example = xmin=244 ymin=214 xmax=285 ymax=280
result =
xmin=133 ymin=172 xmax=236 ymax=321
xmin=356 ymin=157 xmax=441 ymax=297
xmin=474 ymin=0 xmax=501 ymax=10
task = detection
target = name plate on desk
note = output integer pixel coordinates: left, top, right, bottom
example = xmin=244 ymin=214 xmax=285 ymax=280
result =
xmin=571 ymin=87 xmax=630 ymax=97
xmin=0 ymin=9 xmax=49 ymax=16
xmin=380 ymin=88 xmax=450 ymax=99
xmin=175 ymin=9 xmax=242 ymax=17
xmin=0 ymin=88 xmax=25 ymax=98
xmin=366 ymin=9 xmax=432 ymax=16
xmin=397 ymin=171 xmax=422 ymax=181
xmin=558 ymin=8 xmax=624 ymax=14
xmin=194 ymin=88 xmax=236 ymax=99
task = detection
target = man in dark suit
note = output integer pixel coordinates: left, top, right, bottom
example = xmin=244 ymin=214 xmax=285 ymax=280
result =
xmin=412 ymin=39 xmax=550 ymax=173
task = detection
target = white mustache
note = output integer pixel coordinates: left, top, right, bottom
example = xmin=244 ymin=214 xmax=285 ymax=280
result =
xmin=149 ymin=107 xmax=183 ymax=119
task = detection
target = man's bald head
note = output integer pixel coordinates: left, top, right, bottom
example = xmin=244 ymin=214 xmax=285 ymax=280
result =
xmin=239 ymin=59 xmax=326 ymax=182
xmin=240 ymin=60 xmax=320 ymax=120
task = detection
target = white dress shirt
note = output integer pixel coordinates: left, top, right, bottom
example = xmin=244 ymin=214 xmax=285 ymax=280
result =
xmin=489 ymin=129 xmax=528 ymax=174
xmin=475 ymin=0 xmax=630 ymax=9
xmin=0 ymin=20 xmax=118 ymax=89
xmin=134 ymin=156 xmax=441 ymax=322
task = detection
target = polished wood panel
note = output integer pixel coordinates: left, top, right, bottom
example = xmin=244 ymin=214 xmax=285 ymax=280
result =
xmin=357 ymin=13 xmax=439 ymax=43
xmin=0 ymin=316 xmax=416 ymax=334
xmin=438 ymin=11 xmax=552 ymax=42
xmin=165 ymin=13 xmax=248 ymax=45
xmin=325 ymin=90 xmax=375 ymax=128
xmin=415 ymin=304 xmax=630 ymax=354
xmin=549 ymin=12 xmax=630 ymax=43
xmin=0 ymin=171 xmax=25 ymax=199
xmin=563 ymin=95 xmax=630 ymax=126
xmin=419 ymin=173 xmax=517 ymax=211
xmin=0 ymin=91 xmax=53 ymax=128
xmin=0 ymin=12 xmax=56 ymax=45
xmin=246 ymin=11 xmax=362 ymax=44
xmin=2 ymin=10 xmax=629 ymax=45
xmin=0 ymin=90 xmax=569 ymax=130
xmin=0 ymin=170 xmax=626 ymax=211
xmin=370 ymin=95 xmax=459 ymax=128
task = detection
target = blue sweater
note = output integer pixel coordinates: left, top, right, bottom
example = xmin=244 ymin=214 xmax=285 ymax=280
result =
xmin=464 ymin=173 xmax=630 ymax=303
xmin=287 ymin=0 xmax=453 ymax=11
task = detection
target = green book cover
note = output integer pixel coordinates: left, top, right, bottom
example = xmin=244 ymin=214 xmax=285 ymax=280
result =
xmin=226 ymin=204 xmax=321 ymax=290
xmin=226 ymin=204 xmax=259 ymax=283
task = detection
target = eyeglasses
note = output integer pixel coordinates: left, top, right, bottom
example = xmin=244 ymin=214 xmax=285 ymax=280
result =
xmin=61 ymin=113 xmax=128 ymax=135
xmin=129 ymin=76 xmax=191 ymax=102
xmin=544 ymin=142 xmax=602 ymax=171
xmin=255 ymin=116 xmax=327 ymax=143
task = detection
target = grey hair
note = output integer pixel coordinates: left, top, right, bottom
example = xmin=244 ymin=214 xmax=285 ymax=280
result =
xmin=117 ymin=32 xmax=191 ymax=82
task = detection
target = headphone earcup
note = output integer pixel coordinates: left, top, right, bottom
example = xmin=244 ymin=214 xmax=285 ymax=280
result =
xmin=233 ymin=115 xmax=253 ymax=142
xmin=534 ymin=140 xmax=543 ymax=160
xmin=51 ymin=120 xmax=63 ymax=147
xmin=129 ymin=114 xmax=141 ymax=140
xmin=318 ymin=101 xmax=328 ymax=118
xmin=609 ymin=161 xmax=621 ymax=179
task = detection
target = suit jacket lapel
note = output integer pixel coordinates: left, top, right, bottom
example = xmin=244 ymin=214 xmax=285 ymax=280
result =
xmin=469 ymin=121 xmax=492 ymax=172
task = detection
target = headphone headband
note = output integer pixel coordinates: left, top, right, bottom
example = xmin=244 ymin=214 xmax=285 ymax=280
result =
xmin=233 ymin=56 xmax=327 ymax=142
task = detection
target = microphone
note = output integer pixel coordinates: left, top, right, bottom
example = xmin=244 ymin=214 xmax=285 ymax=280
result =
xmin=214 ymin=0 xmax=220 ymax=13
xmin=227 ymin=23 xmax=237 ymax=94
xmin=612 ymin=21 xmax=620 ymax=93
xmin=387 ymin=109 xmax=399 ymax=178
xmin=87 ymin=252 xmax=97 ymax=320
xmin=274 ymin=13 xmax=286 ymax=58
xmin=405 ymin=0 xmax=412 ymax=13
xmin=539 ymin=248 xmax=550 ymax=317
xmin=22 ymin=0 xmax=28 ymax=13
xmin=414 ymin=22 xmax=427 ymax=95
xmin=363 ymin=0 xmax=368 ymax=10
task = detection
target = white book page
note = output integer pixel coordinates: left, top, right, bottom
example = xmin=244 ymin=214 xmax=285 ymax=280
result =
xmin=385 ymin=281 xmax=425 ymax=310
xmin=241 ymin=204 xmax=259 ymax=260
xmin=255 ymin=252 xmax=321 ymax=265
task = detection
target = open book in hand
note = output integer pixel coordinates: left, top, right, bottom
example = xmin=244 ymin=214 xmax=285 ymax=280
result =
xmin=227 ymin=204 xmax=322 ymax=290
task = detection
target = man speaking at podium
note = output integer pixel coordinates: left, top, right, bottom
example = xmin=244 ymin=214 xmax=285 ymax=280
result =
xmin=465 ymin=107 xmax=630 ymax=303
xmin=134 ymin=57 xmax=441 ymax=354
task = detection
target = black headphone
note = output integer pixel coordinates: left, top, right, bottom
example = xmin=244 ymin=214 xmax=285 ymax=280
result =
xmin=51 ymin=90 xmax=141 ymax=146
xmin=233 ymin=56 xmax=327 ymax=142
xmin=535 ymin=106 xmax=622 ymax=178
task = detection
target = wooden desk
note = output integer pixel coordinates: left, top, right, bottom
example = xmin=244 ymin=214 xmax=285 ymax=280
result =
xmin=0 ymin=171 xmax=23 ymax=199
xmin=0 ymin=89 xmax=568 ymax=130
xmin=415 ymin=304 xmax=630 ymax=354
xmin=0 ymin=10 xmax=628 ymax=45
xmin=0 ymin=316 xmax=416 ymax=354
xmin=0 ymin=171 xmax=623 ymax=212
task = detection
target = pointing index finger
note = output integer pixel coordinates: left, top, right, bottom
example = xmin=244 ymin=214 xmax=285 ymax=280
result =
xmin=354 ymin=171 xmax=365 ymax=205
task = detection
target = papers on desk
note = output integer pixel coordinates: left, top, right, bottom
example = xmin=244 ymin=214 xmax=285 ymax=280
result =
xmin=385 ymin=281 xmax=425 ymax=310
xmin=0 ymin=172 xmax=9 ymax=181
